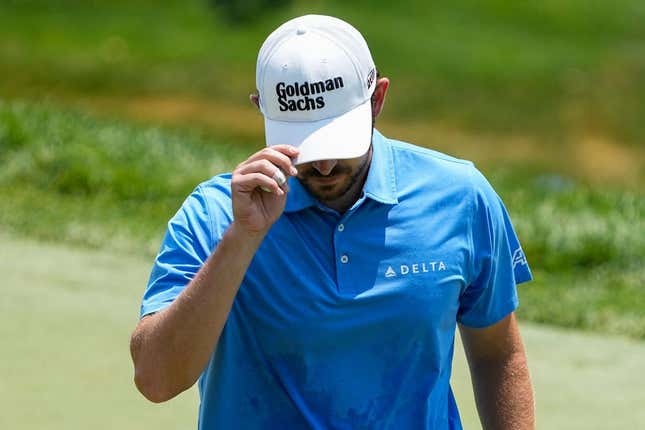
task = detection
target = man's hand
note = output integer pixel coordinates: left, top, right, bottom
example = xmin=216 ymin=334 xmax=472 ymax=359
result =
xmin=231 ymin=145 xmax=299 ymax=235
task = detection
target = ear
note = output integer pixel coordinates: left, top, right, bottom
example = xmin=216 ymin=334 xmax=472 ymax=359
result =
xmin=249 ymin=94 xmax=260 ymax=109
xmin=371 ymin=77 xmax=390 ymax=119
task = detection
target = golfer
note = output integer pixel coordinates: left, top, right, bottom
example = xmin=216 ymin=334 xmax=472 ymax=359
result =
xmin=130 ymin=14 xmax=535 ymax=429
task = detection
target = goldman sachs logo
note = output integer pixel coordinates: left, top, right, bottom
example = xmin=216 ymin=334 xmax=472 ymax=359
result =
xmin=275 ymin=76 xmax=344 ymax=112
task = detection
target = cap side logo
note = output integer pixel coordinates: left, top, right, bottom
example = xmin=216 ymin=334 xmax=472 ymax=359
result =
xmin=366 ymin=68 xmax=376 ymax=89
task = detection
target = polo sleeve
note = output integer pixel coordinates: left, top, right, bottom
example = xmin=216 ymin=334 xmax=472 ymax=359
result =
xmin=457 ymin=169 xmax=532 ymax=328
xmin=139 ymin=185 xmax=217 ymax=318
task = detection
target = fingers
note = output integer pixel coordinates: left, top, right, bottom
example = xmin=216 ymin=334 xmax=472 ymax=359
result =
xmin=233 ymin=146 xmax=299 ymax=195
xmin=240 ymin=172 xmax=286 ymax=196
xmin=245 ymin=146 xmax=299 ymax=177
xmin=235 ymin=160 xmax=287 ymax=194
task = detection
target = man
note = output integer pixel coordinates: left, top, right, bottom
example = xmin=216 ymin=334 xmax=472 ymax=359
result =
xmin=130 ymin=14 xmax=535 ymax=429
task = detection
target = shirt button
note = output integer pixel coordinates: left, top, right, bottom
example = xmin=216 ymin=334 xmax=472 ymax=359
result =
xmin=337 ymin=224 xmax=345 ymax=232
xmin=340 ymin=254 xmax=349 ymax=264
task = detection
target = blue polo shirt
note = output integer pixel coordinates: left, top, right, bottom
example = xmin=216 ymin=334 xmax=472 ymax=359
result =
xmin=140 ymin=130 xmax=532 ymax=429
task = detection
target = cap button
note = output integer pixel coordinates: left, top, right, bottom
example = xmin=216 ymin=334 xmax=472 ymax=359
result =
xmin=296 ymin=27 xmax=307 ymax=35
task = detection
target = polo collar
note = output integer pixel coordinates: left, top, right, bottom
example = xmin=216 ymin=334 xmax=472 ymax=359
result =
xmin=362 ymin=129 xmax=399 ymax=205
xmin=283 ymin=175 xmax=318 ymax=213
xmin=284 ymin=129 xmax=399 ymax=213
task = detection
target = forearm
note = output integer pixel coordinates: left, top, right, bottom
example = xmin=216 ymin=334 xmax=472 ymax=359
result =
xmin=130 ymin=221 xmax=265 ymax=402
xmin=470 ymin=349 xmax=534 ymax=430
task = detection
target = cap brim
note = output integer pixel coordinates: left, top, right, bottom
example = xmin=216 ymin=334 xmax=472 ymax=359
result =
xmin=264 ymin=98 xmax=372 ymax=165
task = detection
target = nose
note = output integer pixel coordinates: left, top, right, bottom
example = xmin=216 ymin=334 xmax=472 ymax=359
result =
xmin=311 ymin=159 xmax=338 ymax=176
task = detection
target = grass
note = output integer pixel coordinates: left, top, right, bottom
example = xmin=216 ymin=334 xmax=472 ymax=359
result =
xmin=2 ymin=233 xmax=644 ymax=429
xmin=1 ymin=0 xmax=645 ymax=144
xmin=490 ymin=170 xmax=645 ymax=337
xmin=0 ymin=233 xmax=198 ymax=430
xmin=0 ymin=99 xmax=254 ymax=253
xmin=1 ymin=99 xmax=643 ymax=339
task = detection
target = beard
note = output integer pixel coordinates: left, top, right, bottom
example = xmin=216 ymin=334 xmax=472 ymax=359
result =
xmin=297 ymin=151 xmax=371 ymax=203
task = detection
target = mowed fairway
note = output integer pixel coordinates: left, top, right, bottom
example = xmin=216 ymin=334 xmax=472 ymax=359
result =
xmin=2 ymin=233 xmax=644 ymax=429
xmin=0 ymin=234 xmax=198 ymax=429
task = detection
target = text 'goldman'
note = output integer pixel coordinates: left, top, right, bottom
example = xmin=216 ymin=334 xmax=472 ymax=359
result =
xmin=276 ymin=76 xmax=344 ymax=112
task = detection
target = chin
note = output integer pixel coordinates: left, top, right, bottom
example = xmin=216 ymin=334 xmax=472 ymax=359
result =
xmin=307 ymin=180 xmax=349 ymax=201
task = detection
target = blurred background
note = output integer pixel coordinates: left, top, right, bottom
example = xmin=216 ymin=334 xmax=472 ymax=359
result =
xmin=1 ymin=0 xmax=643 ymax=428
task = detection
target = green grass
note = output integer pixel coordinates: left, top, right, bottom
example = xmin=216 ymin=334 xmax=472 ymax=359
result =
xmin=490 ymin=170 xmax=645 ymax=337
xmin=0 ymin=233 xmax=198 ymax=430
xmin=452 ymin=320 xmax=645 ymax=429
xmin=0 ymin=99 xmax=256 ymax=253
xmin=1 ymin=0 xmax=645 ymax=143
xmin=2 ymin=233 xmax=644 ymax=429
xmin=1 ymin=99 xmax=644 ymax=338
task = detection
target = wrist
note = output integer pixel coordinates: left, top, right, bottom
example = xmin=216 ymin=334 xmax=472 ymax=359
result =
xmin=227 ymin=221 xmax=268 ymax=248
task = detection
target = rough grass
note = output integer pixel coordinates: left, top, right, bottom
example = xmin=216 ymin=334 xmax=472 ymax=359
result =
xmin=1 ymin=100 xmax=643 ymax=338
xmin=0 ymin=99 xmax=254 ymax=253
xmin=492 ymin=173 xmax=645 ymax=337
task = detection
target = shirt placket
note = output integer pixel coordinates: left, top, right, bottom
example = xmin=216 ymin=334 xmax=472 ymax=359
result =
xmin=332 ymin=197 xmax=367 ymax=294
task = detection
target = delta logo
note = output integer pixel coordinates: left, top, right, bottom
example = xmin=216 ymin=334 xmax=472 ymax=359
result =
xmin=275 ymin=76 xmax=344 ymax=112
xmin=512 ymin=247 xmax=528 ymax=269
xmin=384 ymin=261 xmax=447 ymax=278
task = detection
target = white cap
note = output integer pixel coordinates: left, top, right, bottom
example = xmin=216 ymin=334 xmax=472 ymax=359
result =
xmin=256 ymin=15 xmax=377 ymax=165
